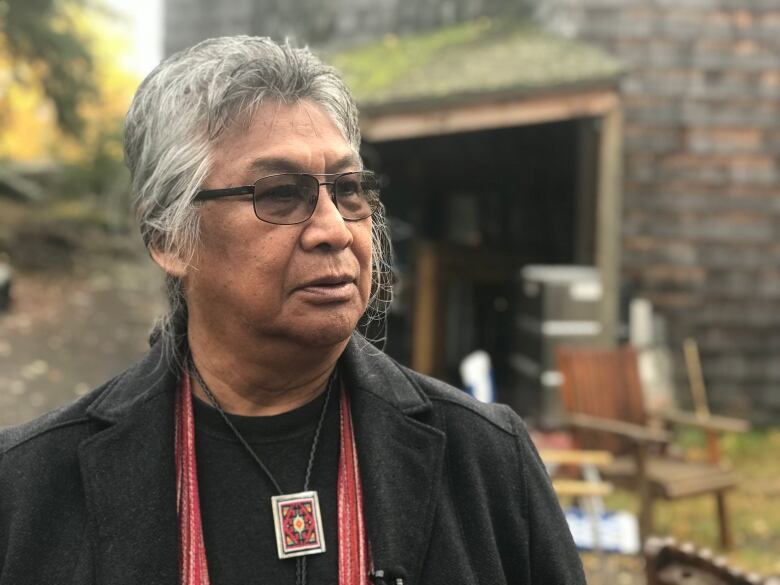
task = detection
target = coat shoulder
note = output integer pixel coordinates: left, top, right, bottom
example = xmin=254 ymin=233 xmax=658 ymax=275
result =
xmin=0 ymin=380 xmax=111 ymax=457
xmin=397 ymin=364 xmax=523 ymax=437
xmin=0 ymin=340 xmax=173 ymax=460
xmin=344 ymin=336 xmax=525 ymax=438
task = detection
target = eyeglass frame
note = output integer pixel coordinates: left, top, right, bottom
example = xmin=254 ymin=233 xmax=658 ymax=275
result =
xmin=193 ymin=170 xmax=380 ymax=225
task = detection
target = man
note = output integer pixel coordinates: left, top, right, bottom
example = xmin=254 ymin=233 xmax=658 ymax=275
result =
xmin=0 ymin=36 xmax=585 ymax=584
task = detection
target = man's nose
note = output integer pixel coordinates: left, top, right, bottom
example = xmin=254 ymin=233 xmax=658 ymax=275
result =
xmin=300 ymin=184 xmax=353 ymax=250
xmin=320 ymin=181 xmax=337 ymax=203
xmin=313 ymin=181 xmax=342 ymax=216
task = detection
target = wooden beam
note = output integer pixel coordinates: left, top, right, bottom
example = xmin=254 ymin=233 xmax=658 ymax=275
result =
xmin=361 ymin=90 xmax=620 ymax=142
xmin=552 ymin=479 xmax=613 ymax=498
xmin=654 ymin=409 xmax=750 ymax=434
xmin=540 ymin=449 xmax=614 ymax=467
xmin=594 ymin=105 xmax=624 ymax=346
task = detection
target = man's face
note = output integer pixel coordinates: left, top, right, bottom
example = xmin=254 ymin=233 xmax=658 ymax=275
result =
xmin=179 ymin=100 xmax=372 ymax=349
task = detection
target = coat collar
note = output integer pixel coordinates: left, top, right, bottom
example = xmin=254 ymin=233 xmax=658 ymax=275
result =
xmin=79 ymin=341 xmax=179 ymax=584
xmin=85 ymin=340 xmax=178 ymax=424
xmin=342 ymin=336 xmax=446 ymax=583
xmin=85 ymin=336 xmax=432 ymax=422
xmin=79 ymin=335 xmax=446 ymax=585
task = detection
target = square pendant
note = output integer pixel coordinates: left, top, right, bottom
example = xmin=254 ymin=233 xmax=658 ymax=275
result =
xmin=271 ymin=491 xmax=326 ymax=559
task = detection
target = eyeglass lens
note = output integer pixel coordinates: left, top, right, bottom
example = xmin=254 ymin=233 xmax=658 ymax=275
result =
xmin=252 ymin=172 xmax=378 ymax=225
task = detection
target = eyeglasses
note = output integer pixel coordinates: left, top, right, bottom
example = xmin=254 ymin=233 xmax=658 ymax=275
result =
xmin=194 ymin=171 xmax=380 ymax=225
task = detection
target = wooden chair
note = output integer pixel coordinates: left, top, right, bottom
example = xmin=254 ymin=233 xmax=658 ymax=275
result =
xmin=645 ymin=537 xmax=780 ymax=585
xmin=556 ymin=346 xmax=749 ymax=549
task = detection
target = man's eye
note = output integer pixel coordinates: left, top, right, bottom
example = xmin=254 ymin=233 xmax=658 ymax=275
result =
xmin=337 ymin=180 xmax=361 ymax=196
xmin=260 ymin=185 xmax=300 ymax=200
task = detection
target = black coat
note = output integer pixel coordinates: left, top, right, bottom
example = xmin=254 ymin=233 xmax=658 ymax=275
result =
xmin=0 ymin=336 xmax=585 ymax=584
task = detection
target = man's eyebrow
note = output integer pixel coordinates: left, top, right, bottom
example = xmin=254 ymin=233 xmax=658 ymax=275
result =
xmin=247 ymin=157 xmax=304 ymax=176
xmin=246 ymin=154 xmax=362 ymax=177
xmin=328 ymin=154 xmax=363 ymax=173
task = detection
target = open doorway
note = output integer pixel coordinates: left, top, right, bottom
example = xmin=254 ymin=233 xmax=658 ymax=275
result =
xmin=364 ymin=117 xmax=600 ymax=408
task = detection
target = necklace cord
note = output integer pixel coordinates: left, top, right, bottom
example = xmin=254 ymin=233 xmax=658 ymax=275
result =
xmin=188 ymin=357 xmax=336 ymax=585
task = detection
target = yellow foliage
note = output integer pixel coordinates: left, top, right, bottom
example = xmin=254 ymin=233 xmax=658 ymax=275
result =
xmin=0 ymin=4 xmax=140 ymax=163
xmin=0 ymin=74 xmax=59 ymax=159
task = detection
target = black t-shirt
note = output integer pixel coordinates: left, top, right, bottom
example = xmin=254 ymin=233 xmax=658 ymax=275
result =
xmin=193 ymin=388 xmax=340 ymax=585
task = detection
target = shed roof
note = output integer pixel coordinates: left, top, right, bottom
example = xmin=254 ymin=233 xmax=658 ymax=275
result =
xmin=327 ymin=18 xmax=623 ymax=114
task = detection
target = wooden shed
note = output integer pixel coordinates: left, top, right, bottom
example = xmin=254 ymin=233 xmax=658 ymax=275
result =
xmin=328 ymin=19 xmax=624 ymax=409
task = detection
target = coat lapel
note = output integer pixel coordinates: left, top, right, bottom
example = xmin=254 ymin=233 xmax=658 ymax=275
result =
xmin=75 ymin=335 xmax=446 ymax=585
xmin=78 ymin=346 xmax=180 ymax=585
xmin=343 ymin=337 xmax=447 ymax=585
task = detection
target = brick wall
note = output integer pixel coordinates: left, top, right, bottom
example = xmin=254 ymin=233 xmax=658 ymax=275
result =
xmin=537 ymin=0 xmax=780 ymax=422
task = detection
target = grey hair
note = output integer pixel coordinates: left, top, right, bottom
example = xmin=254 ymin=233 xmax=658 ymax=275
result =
xmin=123 ymin=36 xmax=392 ymax=370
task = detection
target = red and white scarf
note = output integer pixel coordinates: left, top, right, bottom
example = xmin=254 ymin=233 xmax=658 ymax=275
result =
xmin=174 ymin=372 xmax=371 ymax=585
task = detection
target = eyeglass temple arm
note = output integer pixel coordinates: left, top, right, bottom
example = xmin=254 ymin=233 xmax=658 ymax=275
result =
xmin=194 ymin=186 xmax=255 ymax=201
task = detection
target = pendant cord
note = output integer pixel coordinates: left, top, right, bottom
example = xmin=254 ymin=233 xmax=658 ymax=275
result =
xmin=188 ymin=356 xmax=336 ymax=585
xmin=302 ymin=372 xmax=334 ymax=491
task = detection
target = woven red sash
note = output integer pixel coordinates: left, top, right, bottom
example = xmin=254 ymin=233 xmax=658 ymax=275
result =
xmin=175 ymin=372 xmax=371 ymax=585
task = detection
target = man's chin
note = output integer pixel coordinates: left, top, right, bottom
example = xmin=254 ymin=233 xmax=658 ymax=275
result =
xmin=277 ymin=310 xmax=362 ymax=349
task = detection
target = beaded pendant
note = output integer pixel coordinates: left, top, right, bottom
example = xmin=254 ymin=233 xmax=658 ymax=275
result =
xmin=271 ymin=491 xmax=326 ymax=559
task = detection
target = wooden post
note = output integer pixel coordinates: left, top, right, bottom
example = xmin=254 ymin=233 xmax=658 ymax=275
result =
xmin=636 ymin=442 xmax=654 ymax=544
xmin=412 ymin=241 xmax=439 ymax=375
xmin=594 ymin=104 xmax=623 ymax=347
xmin=716 ymin=491 xmax=733 ymax=550
xmin=684 ymin=338 xmax=710 ymax=417
xmin=575 ymin=117 xmax=598 ymax=264
xmin=684 ymin=338 xmax=722 ymax=464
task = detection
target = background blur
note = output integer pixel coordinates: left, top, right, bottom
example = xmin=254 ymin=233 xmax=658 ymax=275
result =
xmin=1 ymin=0 xmax=779 ymax=582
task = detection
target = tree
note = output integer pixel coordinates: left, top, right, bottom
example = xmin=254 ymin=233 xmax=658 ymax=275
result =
xmin=1 ymin=0 xmax=97 ymax=135
xmin=0 ymin=0 xmax=138 ymax=165
xmin=0 ymin=0 xmax=139 ymax=224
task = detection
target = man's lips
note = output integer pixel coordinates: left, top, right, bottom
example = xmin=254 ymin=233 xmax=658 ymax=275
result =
xmin=295 ymin=275 xmax=357 ymax=302
xmin=299 ymin=274 xmax=356 ymax=288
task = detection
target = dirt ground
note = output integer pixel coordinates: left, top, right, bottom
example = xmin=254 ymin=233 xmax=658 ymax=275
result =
xmin=0 ymin=236 xmax=164 ymax=427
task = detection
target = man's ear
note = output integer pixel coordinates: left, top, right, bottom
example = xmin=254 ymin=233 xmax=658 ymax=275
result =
xmin=149 ymin=247 xmax=189 ymax=278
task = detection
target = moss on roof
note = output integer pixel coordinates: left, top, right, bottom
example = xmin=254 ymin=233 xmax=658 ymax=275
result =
xmin=327 ymin=18 xmax=622 ymax=112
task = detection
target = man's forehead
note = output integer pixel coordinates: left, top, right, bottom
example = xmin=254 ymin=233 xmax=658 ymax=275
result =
xmin=252 ymin=100 xmax=333 ymax=137
xmin=211 ymin=100 xmax=359 ymax=180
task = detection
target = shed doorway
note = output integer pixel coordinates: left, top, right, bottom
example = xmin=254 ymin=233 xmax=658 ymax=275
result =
xmin=365 ymin=117 xmax=602 ymax=411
